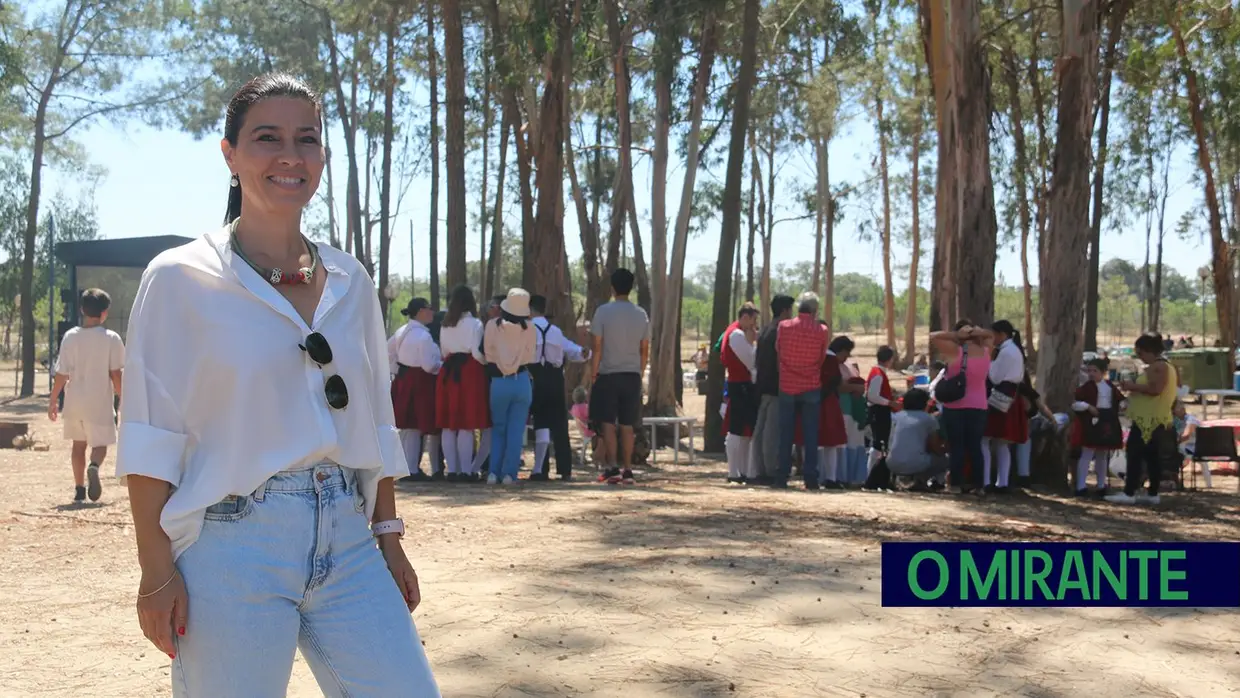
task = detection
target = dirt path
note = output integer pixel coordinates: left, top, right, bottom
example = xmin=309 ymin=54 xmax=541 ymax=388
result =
xmin=1 ymin=395 xmax=1238 ymax=697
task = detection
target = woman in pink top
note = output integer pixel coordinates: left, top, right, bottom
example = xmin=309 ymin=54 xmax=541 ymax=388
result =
xmin=930 ymin=320 xmax=994 ymax=493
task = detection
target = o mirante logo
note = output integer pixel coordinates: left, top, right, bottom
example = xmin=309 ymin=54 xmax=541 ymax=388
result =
xmin=880 ymin=542 xmax=1240 ymax=608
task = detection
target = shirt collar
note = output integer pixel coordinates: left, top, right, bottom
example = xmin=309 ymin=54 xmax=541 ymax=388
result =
xmin=207 ymin=225 xmax=351 ymax=332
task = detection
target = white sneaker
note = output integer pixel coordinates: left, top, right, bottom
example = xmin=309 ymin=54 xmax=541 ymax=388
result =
xmin=1104 ymin=492 xmax=1137 ymax=504
xmin=502 ymin=475 xmax=515 ymax=485
xmin=487 ymin=474 xmax=498 ymax=485
xmin=1136 ymin=493 xmax=1161 ymax=505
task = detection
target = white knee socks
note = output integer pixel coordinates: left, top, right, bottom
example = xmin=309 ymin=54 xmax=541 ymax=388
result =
xmin=456 ymin=430 xmax=475 ymax=475
xmin=534 ymin=428 xmax=551 ymax=475
xmin=994 ymin=443 xmax=1011 ymax=487
xmin=725 ymin=434 xmax=745 ymax=478
xmin=442 ymin=429 xmax=461 ymax=474
xmin=399 ymin=429 xmax=422 ymax=475
xmin=1078 ymin=448 xmax=1111 ymax=490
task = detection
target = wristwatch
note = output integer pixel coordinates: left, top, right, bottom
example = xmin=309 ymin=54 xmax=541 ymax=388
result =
xmin=371 ymin=519 xmax=405 ymax=539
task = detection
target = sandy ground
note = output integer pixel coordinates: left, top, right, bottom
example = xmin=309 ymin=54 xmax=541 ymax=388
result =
xmin=1 ymin=386 xmax=1239 ymax=698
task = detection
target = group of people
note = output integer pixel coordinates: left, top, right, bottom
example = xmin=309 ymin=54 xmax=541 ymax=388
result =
xmin=717 ymin=292 xmax=1182 ymax=504
xmin=387 ymin=267 xmax=652 ymax=486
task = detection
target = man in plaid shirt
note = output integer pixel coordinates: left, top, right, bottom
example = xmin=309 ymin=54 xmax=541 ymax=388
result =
xmin=776 ymin=292 xmax=829 ymax=489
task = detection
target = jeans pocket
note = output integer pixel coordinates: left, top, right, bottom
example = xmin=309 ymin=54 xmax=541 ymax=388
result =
xmin=352 ymin=487 xmax=366 ymax=514
xmin=203 ymin=495 xmax=254 ymax=522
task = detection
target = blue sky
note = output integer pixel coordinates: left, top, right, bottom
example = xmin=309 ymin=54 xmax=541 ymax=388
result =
xmin=36 ymin=94 xmax=1209 ymax=293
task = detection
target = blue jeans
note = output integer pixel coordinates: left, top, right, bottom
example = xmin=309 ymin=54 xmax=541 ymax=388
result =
xmin=778 ymin=390 xmax=821 ymax=484
xmin=941 ymin=407 xmax=987 ymax=488
xmin=489 ymin=372 xmax=532 ymax=480
xmin=172 ymin=465 xmax=439 ymax=697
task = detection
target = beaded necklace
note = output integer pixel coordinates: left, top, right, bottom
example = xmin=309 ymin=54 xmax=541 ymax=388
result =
xmin=228 ymin=219 xmax=319 ymax=286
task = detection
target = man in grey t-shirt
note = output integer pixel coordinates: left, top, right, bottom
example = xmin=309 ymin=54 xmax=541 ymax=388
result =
xmin=589 ymin=268 xmax=650 ymax=484
xmin=886 ymin=389 xmax=948 ymax=479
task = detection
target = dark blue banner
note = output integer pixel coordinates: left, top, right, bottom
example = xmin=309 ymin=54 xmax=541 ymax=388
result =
xmin=881 ymin=542 xmax=1240 ymax=607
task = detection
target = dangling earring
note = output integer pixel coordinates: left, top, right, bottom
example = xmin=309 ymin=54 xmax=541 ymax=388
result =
xmin=229 ymin=174 xmax=240 ymax=187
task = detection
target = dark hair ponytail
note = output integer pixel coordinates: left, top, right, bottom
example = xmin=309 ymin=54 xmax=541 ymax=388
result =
xmin=221 ymin=72 xmax=323 ymax=225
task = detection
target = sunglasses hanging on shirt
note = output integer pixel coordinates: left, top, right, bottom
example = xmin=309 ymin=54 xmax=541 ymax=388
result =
xmin=300 ymin=331 xmax=349 ymax=409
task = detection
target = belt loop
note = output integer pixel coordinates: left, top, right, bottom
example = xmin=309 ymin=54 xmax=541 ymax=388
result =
xmin=253 ymin=478 xmax=268 ymax=502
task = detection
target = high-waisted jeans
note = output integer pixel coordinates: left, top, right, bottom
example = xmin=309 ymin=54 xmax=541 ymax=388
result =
xmin=172 ymin=465 xmax=440 ymax=697
xmin=489 ymin=372 xmax=533 ymax=480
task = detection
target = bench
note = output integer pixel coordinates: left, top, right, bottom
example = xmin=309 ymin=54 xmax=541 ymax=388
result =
xmin=641 ymin=416 xmax=698 ymax=464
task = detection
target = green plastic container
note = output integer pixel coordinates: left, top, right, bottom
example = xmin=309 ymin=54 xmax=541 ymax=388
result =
xmin=1166 ymin=348 xmax=1232 ymax=391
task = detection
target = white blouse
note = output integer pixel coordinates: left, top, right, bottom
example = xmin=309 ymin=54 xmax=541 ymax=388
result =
xmin=388 ymin=320 xmax=441 ymax=376
xmin=989 ymin=339 xmax=1025 ymax=385
xmin=115 ymin=226 xmax=406 ymax=560
xmin=438 ymin=313 xmax=485 ymax=362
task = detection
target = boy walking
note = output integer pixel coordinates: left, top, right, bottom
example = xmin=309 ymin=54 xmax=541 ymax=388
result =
xmin=48 ymin=288 xmax=125 ymax=503
xmin=589 ymin=268 xmax=650 ymax=484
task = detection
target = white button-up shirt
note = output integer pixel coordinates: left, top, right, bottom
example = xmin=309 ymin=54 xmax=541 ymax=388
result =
xmin=388 ymin=320 xmax=441 ymax=376
xmin=438 ymin=313 xmax=485 ymax=362
xmin=532 ymin=316 xmax=587 ymax=368
xmin=115 ymin=226 xmax=406 ymax=560
xmin=989 ymin=339 xmax=1025 ymax=386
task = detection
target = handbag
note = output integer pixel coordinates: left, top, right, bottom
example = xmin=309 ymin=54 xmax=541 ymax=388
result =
xmin=934 ymin=352 xmax=968 ymax=404
xmin=988 ymin=388 xmax=1014 ymax=413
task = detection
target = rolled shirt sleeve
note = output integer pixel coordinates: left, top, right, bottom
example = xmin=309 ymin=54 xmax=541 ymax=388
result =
xmin=115 ymin=265 xmax=190 ymax=486
xmin=363 ymin=280 xmax=409 ymax=481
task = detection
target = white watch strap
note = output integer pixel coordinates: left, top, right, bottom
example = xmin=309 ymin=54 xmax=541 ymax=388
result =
xmin=371 ymin=519 xmax=404 ymax=538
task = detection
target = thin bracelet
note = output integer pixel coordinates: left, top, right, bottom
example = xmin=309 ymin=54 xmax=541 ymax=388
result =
xmin=137 ymin=570 xmax=179 ymax=599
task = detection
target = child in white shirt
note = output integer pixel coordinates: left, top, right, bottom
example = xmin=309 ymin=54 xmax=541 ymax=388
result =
xmin=48 ymin=288 xmax=125 ymax=503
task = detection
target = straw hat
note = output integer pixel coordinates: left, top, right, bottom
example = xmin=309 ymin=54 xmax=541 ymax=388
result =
xmin=500 ymin=288 xmax=531 ymax=318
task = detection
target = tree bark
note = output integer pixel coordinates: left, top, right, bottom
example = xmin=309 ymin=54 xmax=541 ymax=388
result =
xmin=19 ymin=108 xmax=48 ymax=396
xmin=1002 ymin=48 xmax=1035 ymax=349
xmin=443 ymin=0 xmax=468 ymax=290
xmin=425 ymin=1 xmax=441 ymax=307
xmin=1170 ymin=11 xmax=1235 ymax=351
xmin=924 ymin=0 xmax=957 ymax=333
xmin=705 ymin=0 xmax=761 ymax=452
xmin=1083 ymin=0 xmax=1133 ymax=351
xmin=377 ymin=8 xmax=397 ymax=321
xmin=529 ymin=0 xmax=574 ymax=324
xmin=1036 ymin=0 xmax=1100 ymax=413
xmin=903 ymin=61 xmax=924 ymax=364
xmin=479 ymin=22 xmax=492 ymax=293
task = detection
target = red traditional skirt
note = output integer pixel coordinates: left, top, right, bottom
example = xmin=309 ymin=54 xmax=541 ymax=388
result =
xmin=1069 ymin=410 xmax=1123 ymax=451
xmin=435 ymin=354 xmax=491 ymax=430
xmin=721 ymin=400 xmax=753 ymax=438
xmin=984 ymin=395 xmax=1029 ymax=443
xmin=392 ymin=364 xmax=438 ymax=432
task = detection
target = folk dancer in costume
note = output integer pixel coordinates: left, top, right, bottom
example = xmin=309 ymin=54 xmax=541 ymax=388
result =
xmin=721 ymin=303 xmax=760 ymax=483
xmin=388 ymin=298 xmax=442 ymax=481
xmin=529 ymin=294 xmax=590 ymax=481
xmin=819 ymin=336 xmax=863 ymax=488
xmin=981 ymin=320 xmax=1028 ymax=493
xmin=1070 ymin=357 xmax=1125 ymax=497
xmin=748 ymin=295 xmax=795 ymax=484
xmin=436 ymin=285 xmax=491 ymax=482
xmin=865 ymin=345 xmax=897 ymax=476
xmin=471 ymin=295 xmax=507 ymax=475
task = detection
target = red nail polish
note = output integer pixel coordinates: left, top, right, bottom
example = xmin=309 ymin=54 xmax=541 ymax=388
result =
xmin=168 ymin=653 xmax=176 ymax=659
xmin=178 ymin=627 xmax=185 ymax=636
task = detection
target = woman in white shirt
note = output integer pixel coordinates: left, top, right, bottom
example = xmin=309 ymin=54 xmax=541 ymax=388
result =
xmin=117 ymin=73 xmax=439 ymax=697
xmin=436 ymin=284 xmax=490 ymax=481
xmin=388 ymin=297 xmax=443 ymax=478
xmin=982 ymin=319 xmax=1028 ymax=492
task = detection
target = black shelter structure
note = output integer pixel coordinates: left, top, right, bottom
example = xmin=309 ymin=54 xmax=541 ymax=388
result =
xmin=53 ymin=235 xmax=192 ymax=346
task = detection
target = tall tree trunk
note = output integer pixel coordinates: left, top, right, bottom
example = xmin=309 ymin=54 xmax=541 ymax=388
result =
xmin=530 ymin=0 xmax=574 ymax=324
xmin=751 ymin=130 xmax=771 ymax=322
xmin=1002 ymin=49 xmax=1035 ymax=349
xmin=877 ymin=91 xmax=896 ymax=352
xmin=1028 ymin=12 xmax=1051 ymax=281
xmin=1083 ymin=0 xmax=1134 ymax=351
xmin=1151 ymin=125 xmax=1172 ymax=332
xmin=705 ymin=0 xmax=761 ymax=452
xmin=745 ymin=186 xmax=756 ymax=302
xmin=602 ymin=0 xmax=639 ymax=299
xmin=811 ymin=137 xmax=824 ymax=294
xmin=903 ymin=63 xmax=924 ymax=364
xmin=650 ymin=11 xmax=676 ymax=356
xmin=1036 ymin=0 xmax=1099 ymax=412
xmin=1170 ymin=12 xmax=1235 ymax=351
xmin=949 ymin=0 xmax=998 ymax=326
xmin=650 ymin=10 xmax=717 ymax=415
xmin=924 ymin=0 xmax=957 ymax=333
xmin=443 ymin=0 xmax=468 ymax=289
xmin=378 ymin=8 xmax=397 ymax=321
xmin=18 ymin=109 xmax=48 ymax=396
xmin=322 ymin=129 xmax=339 ymax=248
xmin=479 ymin=23 xmax=492 ymax=292
xmin=487 ymin=102 xmax=509 ymax=299
xmin=426 ymin=1 xmax=442 ymax=307
xmin=323 ymin=29 xmax=368 ymax=273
